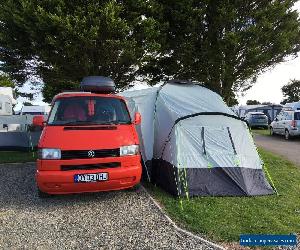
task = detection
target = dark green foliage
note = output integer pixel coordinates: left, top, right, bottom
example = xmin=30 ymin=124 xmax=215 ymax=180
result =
xmin=246 ymin=99 xmax=261 ymax=105
xmin=0 ymin=74 xmax=14 ymax=87
xmin=0 ymin=0 xmax=163 ymax=102
xmin=281 ymin=79 xmax=300 ymax=104
xmin=23 ymin=101 xmax=33 ymax=106
xmin=154 ymin=0 xmax=300 ymax=104
xmin=0 ymin=0 xmax=300 ymax=104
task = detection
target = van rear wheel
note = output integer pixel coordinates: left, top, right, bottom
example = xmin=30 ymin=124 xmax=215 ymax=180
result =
xmin=270 ymin=127 xmax=274 ymax=135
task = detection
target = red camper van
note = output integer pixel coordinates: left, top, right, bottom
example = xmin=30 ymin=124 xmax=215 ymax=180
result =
xmin=33 ymin=76 xmax=142 ymax=197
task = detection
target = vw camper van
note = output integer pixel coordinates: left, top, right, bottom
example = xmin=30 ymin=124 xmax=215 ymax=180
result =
xmin=33 ymin=76 xmax=142 ymax=197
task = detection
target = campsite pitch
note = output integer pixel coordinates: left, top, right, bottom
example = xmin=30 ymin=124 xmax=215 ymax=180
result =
xmin=0 ymin=163 xmax=219 ymax=249
xmin=146 ymin=148 xmax=300 ymax=245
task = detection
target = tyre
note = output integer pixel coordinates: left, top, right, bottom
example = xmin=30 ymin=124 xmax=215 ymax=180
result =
xmin=38 ymin=188 xmax=51 ymax=198
xmin=285 ymin=130 xmax=290 ymax=140
xmin=126 ymin=184 xmax=140 ymax=192
xmin=270 ymin=127 xmax=274 ymax=136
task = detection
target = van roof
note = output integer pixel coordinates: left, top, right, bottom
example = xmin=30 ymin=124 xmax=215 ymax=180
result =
xmin=52 ymin=91 xmax=125 ymax=103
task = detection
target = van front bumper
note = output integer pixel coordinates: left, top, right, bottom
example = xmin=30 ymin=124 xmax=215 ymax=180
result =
xmin=36 ymin=157 xmax=142 ymax=194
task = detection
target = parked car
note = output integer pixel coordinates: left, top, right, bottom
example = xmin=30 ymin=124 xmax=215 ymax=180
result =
xmin=244 ymin=112 xmax=268 ymax=129
xmin=270 ymin=110 xmax=300 ymax=140
xmin=33 ymin=76 xmax=142 ymax=197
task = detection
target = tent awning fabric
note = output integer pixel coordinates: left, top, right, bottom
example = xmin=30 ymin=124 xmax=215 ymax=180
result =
xmin=121 ymin=82 xmax=274 ymax=196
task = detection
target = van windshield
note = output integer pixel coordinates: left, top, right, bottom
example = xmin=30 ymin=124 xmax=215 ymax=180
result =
xmin=48 ymin=96 xmax=131 ymax=125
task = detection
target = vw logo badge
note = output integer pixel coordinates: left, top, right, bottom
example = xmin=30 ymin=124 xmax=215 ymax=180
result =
xmin=88 ymin=150 xmax=95 ymax=158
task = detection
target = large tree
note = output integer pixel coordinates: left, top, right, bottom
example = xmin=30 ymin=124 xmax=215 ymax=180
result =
xmin=281 ymin=79 xmax=300 ymax=104
xmin=0 ymin=74 xmax=14 ymax=87
xmin=152 ymin=0 xmax=300 ymax=104
xmin=0 ymin=0 xmax=164 ymax=102
xmin=1 ymin=0 xmax=300 ymax=104
xmin=246 ymin=100 xmax=261 ymax=105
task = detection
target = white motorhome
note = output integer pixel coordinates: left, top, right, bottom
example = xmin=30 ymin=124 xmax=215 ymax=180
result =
xmin=0 ymin=87 xmax=17 ymax=116
xmin=20 ymin=105 xmax=51 ymax=115
xmin=284 ymin=101 xmax=300 ymax=111
xmin=0 ymin=94 xmax=13 ymax=115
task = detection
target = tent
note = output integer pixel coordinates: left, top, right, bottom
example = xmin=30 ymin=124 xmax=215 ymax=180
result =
xmin=121 ymin=81 xmax=274 ymax=196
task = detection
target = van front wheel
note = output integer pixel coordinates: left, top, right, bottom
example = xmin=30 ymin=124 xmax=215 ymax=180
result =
xmin=37 ymin=188 xmax=51 ymax=198
xmin=126 ymin=184 xmax=140 ymax=192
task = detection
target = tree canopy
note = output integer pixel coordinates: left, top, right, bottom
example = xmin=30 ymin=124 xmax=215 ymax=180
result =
xmin=1 ymin=0 xmax=300 ymax=104
xmin=246 ymin=100 xmax=261 ymax=105
xmin=0 ymin=74 xmax=14 ymax=87
xmin=281 ymin=79 xmax=300 ymax=104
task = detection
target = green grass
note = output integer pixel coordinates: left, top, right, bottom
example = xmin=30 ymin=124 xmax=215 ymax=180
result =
xmin=146 ymin=148 xmax=300 ymax=242
xmin=251 ymin=128 xmax=270 ymax=136
xmin=0 ymin=151 xmax=37 ymax=163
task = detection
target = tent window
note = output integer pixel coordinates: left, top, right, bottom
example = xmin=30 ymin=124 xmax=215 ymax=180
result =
xmin=203 ymin=127 xmax=236 ymax=155
xmin=227 ymin=127 xmax=237 ymax=155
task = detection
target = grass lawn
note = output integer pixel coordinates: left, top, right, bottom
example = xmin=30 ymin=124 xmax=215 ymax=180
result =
xmin=251 ymin=128 xmax=270 ymax=136
xmin=251 ymin=129 xmax=270 ymax=135
xmin=146 ymin=148 xmax=300 ymax=243
xmin=0 ymin=151 xmax=37 ymax=163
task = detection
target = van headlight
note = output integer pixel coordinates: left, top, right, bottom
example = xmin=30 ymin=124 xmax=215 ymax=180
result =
xmin=38 ymin=148 xmax=61 ymax=159
xmin=120 ymin=145 xmax=139 ymax=156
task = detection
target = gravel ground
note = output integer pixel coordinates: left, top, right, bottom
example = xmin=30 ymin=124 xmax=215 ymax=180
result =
xmin=0 ymin=163 xmax=219 ymax=250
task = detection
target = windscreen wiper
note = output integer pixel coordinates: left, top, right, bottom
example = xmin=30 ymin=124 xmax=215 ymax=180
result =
xmin=60 ymin=120 xmax=95 ymax=125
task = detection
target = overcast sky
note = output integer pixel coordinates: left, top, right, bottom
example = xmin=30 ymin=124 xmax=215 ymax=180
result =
xmin=239 ymin=1 xmax=300 ymax=105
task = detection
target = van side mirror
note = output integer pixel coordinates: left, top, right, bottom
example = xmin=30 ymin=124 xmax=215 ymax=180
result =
xmin=33 ymin=115 xmax=45 ymax=127
xmin=134 ymin=112 xmax=141 ymax=125
xmin=274 ymin=117 xmax=278 ymax=122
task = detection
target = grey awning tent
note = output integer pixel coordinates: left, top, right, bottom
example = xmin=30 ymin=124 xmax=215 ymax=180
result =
xmin=121 ymin=81 xmax=274 ymax=196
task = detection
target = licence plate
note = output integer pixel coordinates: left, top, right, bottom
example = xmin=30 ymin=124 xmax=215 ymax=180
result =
xmin=74 ymin=173 xmax=108 ymax=183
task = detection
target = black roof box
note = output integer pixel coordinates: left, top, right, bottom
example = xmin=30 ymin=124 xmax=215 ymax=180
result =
xmin=167 ymin=79 xmax=193 ymax=85
xmin=80 ymin=76 xmax=115 ymax=93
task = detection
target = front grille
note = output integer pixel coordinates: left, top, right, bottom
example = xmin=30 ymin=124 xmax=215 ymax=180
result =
xmin=61 ymin=148 xmax=120 ymax=160
xmin=61 ymin=162 xmax=121 ymax=171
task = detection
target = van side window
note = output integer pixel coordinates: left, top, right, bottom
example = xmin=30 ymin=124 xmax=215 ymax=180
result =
xmin=295 ymin=112 xmax=300 ymax=120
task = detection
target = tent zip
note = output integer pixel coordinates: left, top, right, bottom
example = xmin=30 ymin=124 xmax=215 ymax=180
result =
xmin=227 ymin=127 xmax=237 ymax=155
xmin=201 ymin=127 xmax=206 ymax=155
